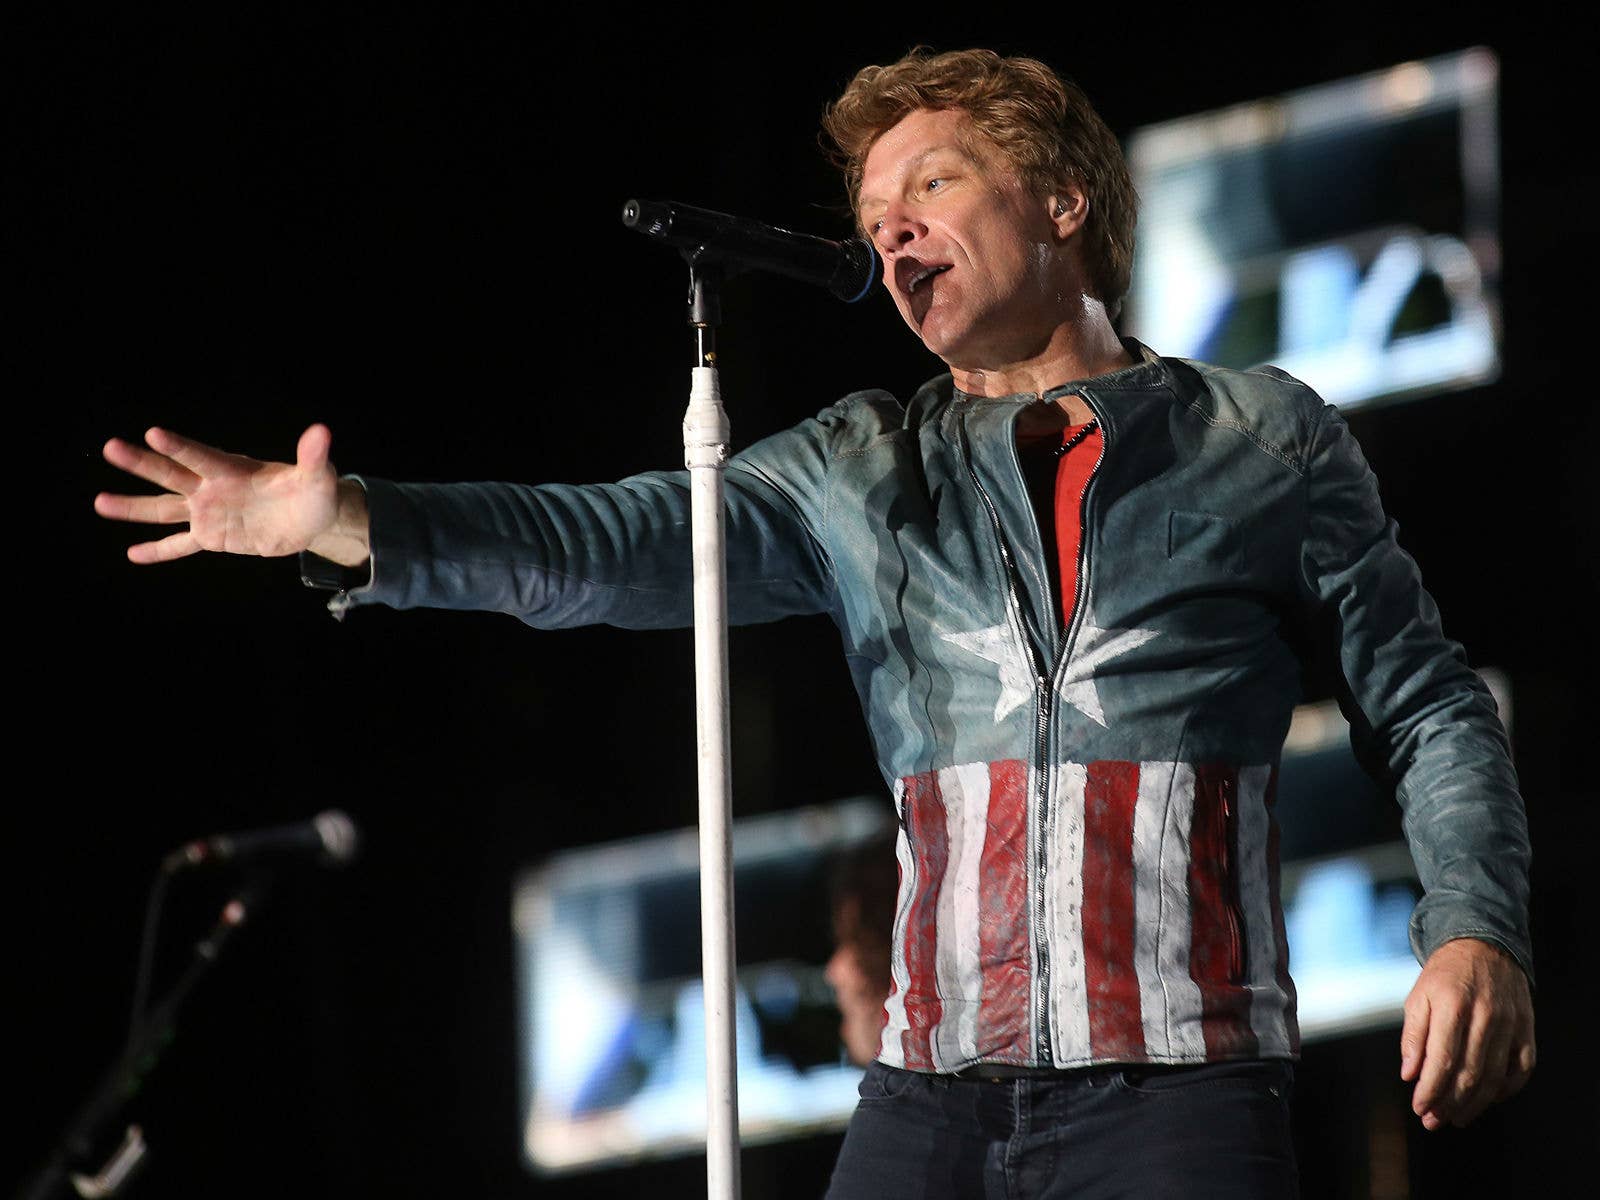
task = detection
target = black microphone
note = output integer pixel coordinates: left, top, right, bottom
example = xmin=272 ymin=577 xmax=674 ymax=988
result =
xmin=161 ymin=809 xmax=361 ymax=872
xmin=621 ymin=198 xmax=880 ymax=303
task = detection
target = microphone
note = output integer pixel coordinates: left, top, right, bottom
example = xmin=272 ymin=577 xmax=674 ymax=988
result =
xmin=161 ymin=809 xmax=361 ymax=872
xmin=621 ymin=198 xmax=880 ymax=303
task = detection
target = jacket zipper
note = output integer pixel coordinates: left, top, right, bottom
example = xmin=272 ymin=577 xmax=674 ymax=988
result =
xmin=960 ymin=398 xmax=1108 ymax=1066
xmin=1046 ymin=398 xmax=1109 ymax=1061
xmin=958 ymin=413 xmax=1052 ymax=1061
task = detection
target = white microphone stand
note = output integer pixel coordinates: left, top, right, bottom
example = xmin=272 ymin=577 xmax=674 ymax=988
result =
xmin=622 ymin=197 xmax=876 ymax=1199
xmin=681 ymin=256 xmax=741 ymax=1200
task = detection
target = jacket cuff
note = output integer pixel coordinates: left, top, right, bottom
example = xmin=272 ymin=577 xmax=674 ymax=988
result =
xmin=299 ymin=475 xmax=384 ymax=619
xmin=1408 ymin=900 xmax=1535 ymax=987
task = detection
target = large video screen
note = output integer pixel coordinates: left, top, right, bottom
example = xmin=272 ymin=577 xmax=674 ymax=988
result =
xmin=1123 ymin=48 xmax=1501 ymax=412
xmin=512 ymin=673 xmax=1508 ymax=1174
xmin=513 ymin=799 xmax=894 ymax=1175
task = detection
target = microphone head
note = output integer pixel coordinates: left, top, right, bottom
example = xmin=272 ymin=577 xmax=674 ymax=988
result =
xmin=621 ymin=198 xmax=672 ymax=237
xmin=832 ymin=237 xmax=881 ymax=303
xmin=312 ymin=809 xmax=361 ymax=866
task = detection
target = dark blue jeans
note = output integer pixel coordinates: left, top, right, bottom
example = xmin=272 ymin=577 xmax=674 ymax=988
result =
xmin=824 ymin=1059 xmax=1298 ymax=1199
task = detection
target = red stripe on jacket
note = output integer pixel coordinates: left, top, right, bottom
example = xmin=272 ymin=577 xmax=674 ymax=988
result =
xmin=977 ymin=759 xmax=1031 ymax=1058
xmin=900 ymin=770 xmax=948 ymax=1069
xmin=1189 ymin=764 xmax=1258 ymax=1057
xmin=1082 ymin=759 xmax=1145 ymax=1060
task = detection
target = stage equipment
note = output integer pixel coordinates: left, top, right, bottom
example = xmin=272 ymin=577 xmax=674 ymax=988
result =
xmin=621 ymin=201 xmax=877 ymax=1200
xmin=18 ymin=809 xmax=361 ymax=1199
xmin=622 ymin=199 xmax=878 ymax=303
xmin=1124 ymin=48 xmax=1501 ymax=412
xmin=514 ymin=797 xmax=892 ymax=1175
xmin=159 ymin=808 xmax=360 ymax=872
xmin=16 ymin=885 xmax=265 ymax=1200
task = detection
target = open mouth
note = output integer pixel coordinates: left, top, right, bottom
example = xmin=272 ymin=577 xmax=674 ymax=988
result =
xmin=899 ymin=260 xmax=952 ymax=295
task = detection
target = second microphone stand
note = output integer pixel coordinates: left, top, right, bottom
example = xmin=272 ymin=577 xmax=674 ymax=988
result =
xmin=16 ymin=881 xmax=268 ymax=1200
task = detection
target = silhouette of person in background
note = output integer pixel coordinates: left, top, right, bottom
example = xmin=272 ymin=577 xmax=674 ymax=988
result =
xmin=826 ymin=833 xmax=900 ymax=1066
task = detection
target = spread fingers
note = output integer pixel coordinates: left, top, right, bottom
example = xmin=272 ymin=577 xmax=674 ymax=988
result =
xmin=125 ymin=530 xmax=200 ymax=564
xmin=94 ymin=491 xmax=189 ymax=525
xmin=102 ymin=435 xmax=202 ymax=495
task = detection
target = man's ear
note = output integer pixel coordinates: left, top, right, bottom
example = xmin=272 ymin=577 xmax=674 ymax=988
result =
xmin=1047 ymin=185 xmax=1088 ymax=240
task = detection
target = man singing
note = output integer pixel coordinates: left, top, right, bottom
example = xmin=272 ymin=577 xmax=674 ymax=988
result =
xmin=97 ymin=48 xmax=1533 ymax=1198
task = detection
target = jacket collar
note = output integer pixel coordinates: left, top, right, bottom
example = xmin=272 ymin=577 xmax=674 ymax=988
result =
xmin=949 ymin=337 xmax=1170 ymax=406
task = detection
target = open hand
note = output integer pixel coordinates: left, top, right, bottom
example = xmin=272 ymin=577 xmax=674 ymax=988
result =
xmin=95 ymin=424 xmax=348 ymax=563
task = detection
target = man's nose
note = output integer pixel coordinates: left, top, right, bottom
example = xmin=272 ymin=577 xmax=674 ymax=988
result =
xmin=873 ymin=205 xmax=924 ymax=254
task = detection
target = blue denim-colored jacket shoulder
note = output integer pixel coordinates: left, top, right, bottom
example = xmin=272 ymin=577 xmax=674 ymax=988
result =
xmin=1175 ymin=359 xmax=1321 ymax=473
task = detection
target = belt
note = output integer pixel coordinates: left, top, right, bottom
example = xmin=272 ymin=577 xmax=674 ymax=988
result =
xmin=947 ymin=1059 xmax=1291 ymax=1086
xmin=948 ymin=1062 xmax=1102 ymax=1082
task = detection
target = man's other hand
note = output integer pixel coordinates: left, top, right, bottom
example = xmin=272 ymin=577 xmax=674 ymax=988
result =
xmin=1400 ymin=937 xmax=1535 ymax=1130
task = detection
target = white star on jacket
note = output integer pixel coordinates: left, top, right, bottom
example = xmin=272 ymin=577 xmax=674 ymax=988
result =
xmin=940 ymin=621 xmax=1036 ymax=723
xmin=1056 ymin=597 xmax=1160 ymax=727
xmin=941 ymin=598 xmax=1159 ymax=727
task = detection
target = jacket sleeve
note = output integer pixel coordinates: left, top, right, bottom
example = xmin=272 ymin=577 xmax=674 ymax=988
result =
xmin=1297 ymin=402 xmax=1533 ymax=981
xmin=331 ymin=407 xmax=842 ymax=630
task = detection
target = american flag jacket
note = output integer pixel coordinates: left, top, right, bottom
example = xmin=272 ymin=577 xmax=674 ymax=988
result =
xmin=344 ymin=340 xmax=1531 ymax=1072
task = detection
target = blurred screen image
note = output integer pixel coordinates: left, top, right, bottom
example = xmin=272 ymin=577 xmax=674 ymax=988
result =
xmin=1124 ymin=48 xmax=1501 ymax=411
xmin=513 ymin=800 xmax=894 ymax=1174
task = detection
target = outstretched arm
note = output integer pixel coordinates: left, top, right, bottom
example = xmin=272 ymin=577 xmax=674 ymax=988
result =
xmin=1401 ymin=937 xmax=1535 ymax=1130
xmin=95 ymin=424 xmax=370 ymax=567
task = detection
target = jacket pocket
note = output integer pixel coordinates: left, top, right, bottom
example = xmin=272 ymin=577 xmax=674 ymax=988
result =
xmin=1168 ymin=510 xmax=1245 ymax=574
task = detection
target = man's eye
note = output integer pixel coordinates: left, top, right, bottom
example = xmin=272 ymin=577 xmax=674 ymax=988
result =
xmin=925 ymin=177 xmax=946 ymax=192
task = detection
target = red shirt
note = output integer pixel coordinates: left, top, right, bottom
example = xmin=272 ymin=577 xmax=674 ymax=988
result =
xmin=1015 ymin=419 xmax=1103 ymax=630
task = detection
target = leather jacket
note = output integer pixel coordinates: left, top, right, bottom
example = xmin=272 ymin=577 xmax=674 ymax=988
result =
xmin=343 ymin=340 xmax=1531 ymax=1071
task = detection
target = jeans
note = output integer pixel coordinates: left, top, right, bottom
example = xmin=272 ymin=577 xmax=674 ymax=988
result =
xmin=824 ymin=1059 xmax=1299 ymax=1199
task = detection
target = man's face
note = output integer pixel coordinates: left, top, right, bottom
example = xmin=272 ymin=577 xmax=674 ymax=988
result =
xmin=858 ymin=108 xmax=1067 ymax=369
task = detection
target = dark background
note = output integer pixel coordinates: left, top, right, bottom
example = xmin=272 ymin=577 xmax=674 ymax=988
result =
xmin=15 ymin=9 xmax=1596 ymax=1198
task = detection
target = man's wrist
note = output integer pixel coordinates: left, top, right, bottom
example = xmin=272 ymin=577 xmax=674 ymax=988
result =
xmin=306 ymin=477 xmax=371 ymax=568
xmin=302 ymin=478 xmax=372 ymax=590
